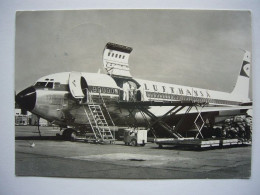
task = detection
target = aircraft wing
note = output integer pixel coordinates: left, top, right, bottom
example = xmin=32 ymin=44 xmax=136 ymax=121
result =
xmin=119 ymin=100 xmax=251 ymax=116
xmin=148 ymin=105 xmax=252 ymax=116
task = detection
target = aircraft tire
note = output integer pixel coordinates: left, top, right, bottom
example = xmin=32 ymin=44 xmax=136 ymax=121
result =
xmin=130 ymin=139 xmax=137 ymax=146
xmin=62 ymin=128 xmax=76 ymax=141
xmin=70 ymin=131 xmax=77 ymax=141
xmin=62 ymin=129 xmax=69 ymax=139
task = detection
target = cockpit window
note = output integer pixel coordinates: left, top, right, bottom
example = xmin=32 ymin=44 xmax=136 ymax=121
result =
xmin=34 ymin=82 xmax=54 ymax=89
xmin=35 ymin=82 xmax=47 ymax=87
xmin=46 ymin=82 xmax=53 ymax=88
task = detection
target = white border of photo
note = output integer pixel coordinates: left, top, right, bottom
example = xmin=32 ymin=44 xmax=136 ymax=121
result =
xmin=1 ymin=0 xmax=260 ymax=194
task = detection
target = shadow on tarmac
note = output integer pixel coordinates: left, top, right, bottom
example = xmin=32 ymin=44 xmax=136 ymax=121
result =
xmin=151 ymin=145 xmax=205 ymax=151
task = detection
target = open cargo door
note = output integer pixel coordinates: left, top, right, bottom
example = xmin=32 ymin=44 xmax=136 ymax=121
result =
xmin=103 ymin=42 xmax=133 ymax=78
xmin=69 ymin=71 xmax=84 ymax=99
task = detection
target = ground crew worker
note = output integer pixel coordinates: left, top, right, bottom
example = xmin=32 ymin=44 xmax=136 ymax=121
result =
xmin=235 ymin=117 xmax=246 ymax=139
xmin=129 ymin=84 xmax=135 ymax=101
xmin=238 ymin=123 xmax=246 ymax=139
xmin=245 ymin=118 xmax=252 ymax=140
xmin=223 ymin=119 xmax=231 ymax=138
xmin=228 ymin=127 xmax=238 ymax=138
xmin=122 ymin=81 xmax=130 ymax=101
xmin=220 ymin=126 xmax=227 ymax=138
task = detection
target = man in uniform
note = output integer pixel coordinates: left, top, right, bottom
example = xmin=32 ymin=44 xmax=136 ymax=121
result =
xmin=122 ymin=81 xmax=130 ymax=101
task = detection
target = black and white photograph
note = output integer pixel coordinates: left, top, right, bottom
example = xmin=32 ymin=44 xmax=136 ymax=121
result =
xmin=15 ymin=9 xmax=252 ymax=179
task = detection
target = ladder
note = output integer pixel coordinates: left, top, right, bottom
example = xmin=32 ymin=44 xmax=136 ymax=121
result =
xmin=89 ymin=104 xmax=114 ymax=142
xmin=83 ymin=90 xmax=115 ymax=143
xmin=98 ymin=91 xmax=116 ymax=139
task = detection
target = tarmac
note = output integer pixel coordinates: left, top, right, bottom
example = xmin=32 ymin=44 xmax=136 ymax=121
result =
xmin=15 ymin=126 xmax=251 ymax=179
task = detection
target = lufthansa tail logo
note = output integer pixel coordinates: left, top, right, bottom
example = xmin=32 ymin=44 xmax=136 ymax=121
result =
xmin=240 ymin=61 xmax=250 ymax=78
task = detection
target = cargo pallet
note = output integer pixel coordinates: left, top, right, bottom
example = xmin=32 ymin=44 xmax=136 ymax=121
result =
xmin=154 ymin=138 xmax=251 ymax=149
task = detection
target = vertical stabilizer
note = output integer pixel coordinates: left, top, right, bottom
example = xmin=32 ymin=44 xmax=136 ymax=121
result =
xmin=103 ymin=42 xmax=133 ymax=78
xmin=231 ymin=51 xmax=251 ymax=102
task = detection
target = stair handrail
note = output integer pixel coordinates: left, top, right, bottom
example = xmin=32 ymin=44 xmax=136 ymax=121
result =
xmin=83 ymin=105 xmax=98 ymax=140
xmin=98 ymin=90 xmax=116 ymax=126
xmin=98 ymin=90 xmax=116 ymax=139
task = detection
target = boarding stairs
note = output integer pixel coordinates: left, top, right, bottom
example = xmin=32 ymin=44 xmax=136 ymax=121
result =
xmin=82 ymin=90 xmax=115 ymax=143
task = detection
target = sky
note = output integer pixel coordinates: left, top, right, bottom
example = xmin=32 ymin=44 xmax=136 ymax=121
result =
xmin=15 ymin=10 xmax=251 ymax=95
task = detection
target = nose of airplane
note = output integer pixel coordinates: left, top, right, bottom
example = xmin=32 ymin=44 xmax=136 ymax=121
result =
xmin=15 ymin=86 xmax=36 ymax=111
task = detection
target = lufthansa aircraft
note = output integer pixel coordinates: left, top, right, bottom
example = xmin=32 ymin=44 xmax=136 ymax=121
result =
xmin=15 ymin=43 xmax=252 ymax=142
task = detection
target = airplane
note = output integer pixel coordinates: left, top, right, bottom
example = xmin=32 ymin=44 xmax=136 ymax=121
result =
xmin=15 ymin=42 xmax=252 ymax=142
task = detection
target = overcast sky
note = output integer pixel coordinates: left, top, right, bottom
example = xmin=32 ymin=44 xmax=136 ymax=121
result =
xmin=15 ymin=10 xmax=251 ymax=95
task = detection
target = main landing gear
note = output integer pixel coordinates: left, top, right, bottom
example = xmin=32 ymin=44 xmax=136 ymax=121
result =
xmin=62 ymin=128 xmax=77 ymax=141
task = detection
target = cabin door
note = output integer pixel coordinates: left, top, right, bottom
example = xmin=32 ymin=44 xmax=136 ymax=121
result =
xmin=69 ymin=71 xmax=85 ymax=99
